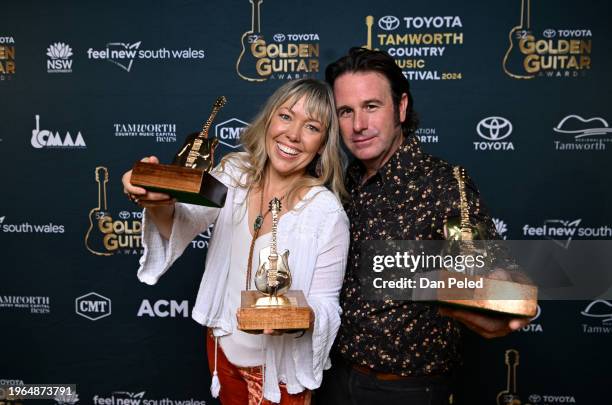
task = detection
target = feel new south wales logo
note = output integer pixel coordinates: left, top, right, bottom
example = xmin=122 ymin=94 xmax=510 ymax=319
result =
xmin=235 ymin=0 xmax=320 ymax=82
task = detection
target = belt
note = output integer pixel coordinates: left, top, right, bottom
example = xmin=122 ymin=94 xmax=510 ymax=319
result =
xmin=351 ymin=364 xmax=417 ymax=381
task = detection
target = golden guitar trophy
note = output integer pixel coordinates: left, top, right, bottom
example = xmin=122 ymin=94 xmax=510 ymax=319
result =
xmin=130 ymin=97 xmax=228 ymax=207
xmin=434 ymin=166 xmax=538 ymax=317
xmin=237 ymin=198 xmax=312 ymax=332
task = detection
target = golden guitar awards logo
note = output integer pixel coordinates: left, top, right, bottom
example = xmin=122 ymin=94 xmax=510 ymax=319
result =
xmin=236 ymin=0 xmax=320 ymax=82
xmin=0 ymin=36 xmax=16 ymax=81
xmin=85 ymin=166 xmax=142 ymax=256
xmin=361 ymin=14 xmax=464 ymax=81
xmin=503 ymin=0 xmax=592 ymax=79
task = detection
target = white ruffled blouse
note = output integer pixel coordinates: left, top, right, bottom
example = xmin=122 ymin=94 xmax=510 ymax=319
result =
xmin=137 ymin=156 xmax=349 ymax=403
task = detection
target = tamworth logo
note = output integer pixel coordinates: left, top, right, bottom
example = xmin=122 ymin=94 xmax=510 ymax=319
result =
xmin=87 ymin=41 xmax=205 ymax=72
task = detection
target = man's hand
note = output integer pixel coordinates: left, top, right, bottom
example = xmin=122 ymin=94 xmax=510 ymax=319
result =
xmin=438 ymin=306 xmax=529 ymax=338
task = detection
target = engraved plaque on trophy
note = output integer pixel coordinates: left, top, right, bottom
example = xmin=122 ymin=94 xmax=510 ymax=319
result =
xmin=130 ymin=97 xmax=228 ymax=207
xmin=434 ymin=166 xmax=538 ymax=317
xmin=237 ymin=198 xmax=312 ymax=332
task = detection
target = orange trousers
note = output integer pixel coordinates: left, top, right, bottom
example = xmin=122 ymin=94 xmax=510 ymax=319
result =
xmin=206 ymin=331 xmax=311 ymax=405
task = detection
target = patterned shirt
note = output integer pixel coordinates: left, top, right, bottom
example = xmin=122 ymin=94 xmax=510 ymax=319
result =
xmin=336 ymin=133 xmax=497 ymax=376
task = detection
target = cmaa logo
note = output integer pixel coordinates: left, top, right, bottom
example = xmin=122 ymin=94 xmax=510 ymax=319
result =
xmin=75 ymin=292 xmax=111 ymax=321
xmin=474 ymin=116 xmax=514 ymax=151
xmin=215 ymin=118 xmax=248 ymax=149
xmin=137 ymin=299 xmax=189 ymax=318
xmin=492 ymin=218 xmax=508 ymax=239
xmin=46 ymin=42 xmax=73 ymax=73
xmin=378 ymin=16 xmax=400 ymax=31
xmin=31 ymin=115 xmax=86 ymax=149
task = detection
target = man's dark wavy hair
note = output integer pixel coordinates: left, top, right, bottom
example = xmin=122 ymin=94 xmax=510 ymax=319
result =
xmin=325 ymin=47 xmax=419 ymax=135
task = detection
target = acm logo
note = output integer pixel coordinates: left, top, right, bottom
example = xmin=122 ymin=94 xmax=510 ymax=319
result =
xmin=75 ymin=292 xmax=111 ymax=321
xmin=137 ymin=299 xmax=189 ymax=318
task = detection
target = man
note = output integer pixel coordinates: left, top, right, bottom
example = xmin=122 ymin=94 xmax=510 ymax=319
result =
xmin=317 ymin=47 xmax=529 ymax=404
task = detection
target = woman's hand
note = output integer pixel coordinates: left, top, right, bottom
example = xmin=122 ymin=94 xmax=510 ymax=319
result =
xmin=122 ymin=156 xmax=175 ymax=239
xmin=122 ymin=156 xmax=175 ymax=208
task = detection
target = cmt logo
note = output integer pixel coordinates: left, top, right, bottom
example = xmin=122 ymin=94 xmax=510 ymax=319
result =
xmin=75 ymin=292 xmax=111 ymax=321
xmin=137 ymin=299 xmax=189 ymax=318
xmin=215 ymin=118 xmax=248 ymax=149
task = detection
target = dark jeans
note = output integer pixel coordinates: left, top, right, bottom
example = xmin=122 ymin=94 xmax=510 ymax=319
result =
xmin=315 ymin=355 xmax=455 ymax=405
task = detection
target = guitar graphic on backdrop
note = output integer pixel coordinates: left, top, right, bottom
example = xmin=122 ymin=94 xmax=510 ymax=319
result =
xmin=362 ymin=16 xmax=376 ymax=50
xmin=236 ymin=0 xmax=266 ymax=82
xmin=85 ymin=166 xmax=112 ymax=256
xmin=503 ymin=0 xmax=535 ymax=79
xmin=496 ymin=349 xmax=522 ymax=405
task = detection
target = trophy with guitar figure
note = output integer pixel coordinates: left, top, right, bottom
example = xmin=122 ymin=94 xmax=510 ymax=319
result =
xmin=237 ymin=197 xmax=312 ymax=332
xmin=130 ymin=96 xmax=228 ymax=207
xmin=432 ymin=166 xmax=538 ymax=317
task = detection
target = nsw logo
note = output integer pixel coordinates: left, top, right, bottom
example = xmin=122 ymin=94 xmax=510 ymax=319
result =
xmin=474 ymin=116 xmax=514 ymax=151
xmin=75 ymin=292 xmax=111 ymax=321
xmin=492 ymin=218 xmax=508 ymax=240
xmin=46 ymin=42 xmax=73 ymax=73
xmin=378 ymin=16 xmax=400 ymax=31
xmin=215 ymin=118 xmax=248 ymax=149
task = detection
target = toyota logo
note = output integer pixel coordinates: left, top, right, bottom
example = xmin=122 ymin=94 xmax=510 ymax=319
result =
xmin=273 ymin=33 xmax=286 ymax=42
xmin=378 ymin=16 xmax=400 ymax=31
xmin=543 ymin=29 xmax=556 ymax=38
xmin=119 ymin=211 xmax=131 ymax=220
xmin=476 ymin=117 xmax=513 ymax=141
xmin=529 ymin=394 xmax=542 ymax=403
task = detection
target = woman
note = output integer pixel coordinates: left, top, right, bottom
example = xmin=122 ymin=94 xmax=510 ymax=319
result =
xmin=122 ymin=79 xmax=349 ymax=404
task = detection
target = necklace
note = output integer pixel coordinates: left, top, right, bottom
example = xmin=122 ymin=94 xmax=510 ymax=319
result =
xmin=245 ymin=180 xmax=286 ymax=290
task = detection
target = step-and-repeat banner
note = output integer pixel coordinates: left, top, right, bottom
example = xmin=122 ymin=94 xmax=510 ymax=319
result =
xmin=1 ymin=1 xmax=611 ymax=404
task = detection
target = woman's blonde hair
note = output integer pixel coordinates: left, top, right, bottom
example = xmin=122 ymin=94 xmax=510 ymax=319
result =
xmin=222 ymin=78 xmax=346 ymax=204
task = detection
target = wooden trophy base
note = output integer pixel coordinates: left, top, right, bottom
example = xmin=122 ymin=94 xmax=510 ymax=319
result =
xmin=131 ymin=162 xmax=227 ymax=207
xmin=237 ymin=290 xmax=312 ymax=332
xmin=420 ymin=271 xmax=538 ymax=317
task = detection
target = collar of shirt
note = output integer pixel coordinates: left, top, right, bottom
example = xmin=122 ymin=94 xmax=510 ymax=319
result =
xmin=346 ymin=133 xmax=424 ymax=193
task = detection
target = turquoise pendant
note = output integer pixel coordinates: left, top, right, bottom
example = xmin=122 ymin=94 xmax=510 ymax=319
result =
xmin=254 ymin=215 xmax=263 ymax=230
